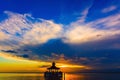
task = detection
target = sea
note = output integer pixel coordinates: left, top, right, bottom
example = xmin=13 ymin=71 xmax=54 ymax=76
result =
xmin=0 ymin=73 xmax=120 ymax=80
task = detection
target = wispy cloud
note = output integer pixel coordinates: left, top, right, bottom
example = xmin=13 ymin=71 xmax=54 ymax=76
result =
xmin=102 ymin=6 xmax=117 ymax=13
xmin=63 ymin=13 xmax=120 ymax=44
xmin=77 ymin=1 xmax=94 ymax=23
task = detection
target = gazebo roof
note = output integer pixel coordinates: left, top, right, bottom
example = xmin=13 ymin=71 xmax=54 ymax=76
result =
xmin=47 ymin=62 xmax=60 ymax=70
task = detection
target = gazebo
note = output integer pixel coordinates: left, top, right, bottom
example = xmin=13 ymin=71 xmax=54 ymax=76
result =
xmin=44 ymin=62 xmax=64 ymax=80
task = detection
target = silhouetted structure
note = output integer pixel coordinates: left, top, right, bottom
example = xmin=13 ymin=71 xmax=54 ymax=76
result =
xmin=44 ymin=62 xmax=65 ymax=80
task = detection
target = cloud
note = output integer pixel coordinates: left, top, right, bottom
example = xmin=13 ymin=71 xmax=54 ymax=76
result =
xmin=0 ymin=11 xmax=62 ymax=50
xmin=102 ymin=6 xmax=117 ymax=13
xmin=0 ymin=51 xmax=38 ymax=62
xmin=40 ymin=53 xmax=113 ymax=69
xmin=0 ymin=10 xmax=120 ymax=50
xmin=1 ymin=50 xmax=17 ymax=53
xmin=77 ymin=1 xmax=94 ymax=23
xmin=41 ymin=53 xmax=73 ymax=63
xmin=63 ymin=13 xmax=120 ymax=44
xmin=0 ymin=32 xmax=10 ymax=40
xmin=22 ymin=19 xmax=62 ymax=45
xmin=88 ymin=13 xmax=120 ymax=29
xmin=39 ymin=53 xmax=91 ymax=71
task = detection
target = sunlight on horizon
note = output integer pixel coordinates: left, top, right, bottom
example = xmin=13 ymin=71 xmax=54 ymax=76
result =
xmin=0 ymin=51 xmax=91 ymax=72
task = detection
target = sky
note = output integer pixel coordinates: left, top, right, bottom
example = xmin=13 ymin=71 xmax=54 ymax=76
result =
xmin=0 ymin=0 xmax=120 ymax=72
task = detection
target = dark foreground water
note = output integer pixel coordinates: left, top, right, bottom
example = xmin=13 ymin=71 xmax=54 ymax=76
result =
xmin=0 ymin=73 xmax=120 ymax=80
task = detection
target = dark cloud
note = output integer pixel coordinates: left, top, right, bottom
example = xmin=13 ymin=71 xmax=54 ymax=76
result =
xmin=1 ymin=50 xmax=17 ymax=53
xmin=20 ymin=54 xmax=29 ymax=58
xmin=1 ymin=33 xmax=120 ymax=70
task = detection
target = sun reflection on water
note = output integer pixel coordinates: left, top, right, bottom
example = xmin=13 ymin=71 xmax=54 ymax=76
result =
xmin=65 ymin=73 xmax=85 ymax=80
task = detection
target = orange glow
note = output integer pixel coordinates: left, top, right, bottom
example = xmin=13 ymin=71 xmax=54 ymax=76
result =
xmin=65 ymin=73 xmax=85 ymax=80
xmin=0 ymin=51 xmax=91 ymax=72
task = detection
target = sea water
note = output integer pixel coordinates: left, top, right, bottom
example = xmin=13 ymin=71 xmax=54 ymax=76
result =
xmin=0 ymin=73 xmax=120 ymax=80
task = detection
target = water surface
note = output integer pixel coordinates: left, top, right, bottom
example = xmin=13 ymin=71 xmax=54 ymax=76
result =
xmin=0 ymin=73 xmax=120 ymax=80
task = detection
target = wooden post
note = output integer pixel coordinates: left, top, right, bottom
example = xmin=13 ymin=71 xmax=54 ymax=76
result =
xmin=64 ymin=73 xmax=65 ymax=80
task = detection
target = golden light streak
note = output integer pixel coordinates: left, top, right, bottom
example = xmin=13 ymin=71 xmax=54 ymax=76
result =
xmin=0 ymin=51 xmax=91 ymax=72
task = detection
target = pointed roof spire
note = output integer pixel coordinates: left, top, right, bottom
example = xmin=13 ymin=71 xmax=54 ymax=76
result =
xmin=47 ymin=62 xmax=60 ymax=70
